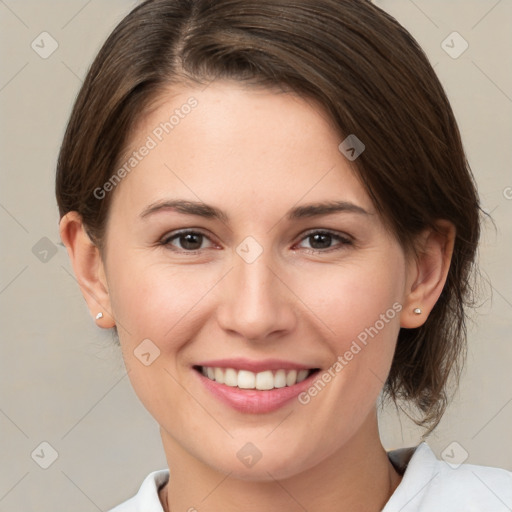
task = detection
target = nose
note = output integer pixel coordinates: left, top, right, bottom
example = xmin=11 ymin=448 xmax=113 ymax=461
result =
xmin=216 ymin=252 xmax=297 ymax=342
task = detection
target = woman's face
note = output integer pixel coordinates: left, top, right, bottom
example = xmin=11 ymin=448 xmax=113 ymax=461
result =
xmin=100 ymin=80 xmax=415 ymax=479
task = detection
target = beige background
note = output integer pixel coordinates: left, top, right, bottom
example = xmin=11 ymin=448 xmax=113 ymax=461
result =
xmin=0 ymin=1 xmax=511 ymax=510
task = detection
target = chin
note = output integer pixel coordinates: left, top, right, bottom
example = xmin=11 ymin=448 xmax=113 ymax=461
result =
xmin=205 ymin=442 xmax=325 ymax=482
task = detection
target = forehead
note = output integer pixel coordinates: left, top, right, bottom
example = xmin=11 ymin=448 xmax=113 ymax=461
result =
xmin=109 ymin=80 xmax=374 ymax=219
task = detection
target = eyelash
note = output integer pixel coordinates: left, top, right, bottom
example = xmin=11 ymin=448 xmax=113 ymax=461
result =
xmin=159 ymin=229 xmax=353 ymax=254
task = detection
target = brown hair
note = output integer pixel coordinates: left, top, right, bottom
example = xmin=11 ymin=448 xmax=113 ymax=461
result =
xmin=56 ymin=0 xmax=481 ymax=433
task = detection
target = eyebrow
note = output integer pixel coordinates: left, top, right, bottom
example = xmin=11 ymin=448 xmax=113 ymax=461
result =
xmin=139 ymin=199 xmax=370 ymax=222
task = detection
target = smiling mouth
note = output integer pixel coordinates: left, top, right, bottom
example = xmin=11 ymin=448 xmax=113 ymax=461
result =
xmin=193 ymin=365 xmax=321 ymax=391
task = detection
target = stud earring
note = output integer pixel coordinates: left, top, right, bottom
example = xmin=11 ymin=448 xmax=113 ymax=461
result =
xmin=413 ymin=308 xmax=422 ymax=315
xmin=95 ymin=312 xmax=104 ymax=320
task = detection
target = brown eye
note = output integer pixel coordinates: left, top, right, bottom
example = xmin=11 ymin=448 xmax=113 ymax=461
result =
xmin=161 ymin=230 xmax=214 ymax=252
xmin=297 ymin=230 xmax=353 ymax=252
xmin=308 ymin=233 xmax=333 ymax=250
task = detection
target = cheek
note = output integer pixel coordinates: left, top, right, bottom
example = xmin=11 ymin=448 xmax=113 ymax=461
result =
xmin=105 ymin=259 xmax=209 ymax=424
xmin=297 ymin=257 xmax=404 ymax=347
xmin=292 ymin=258 xmax=404 ymax=415
xmin=108 ymin=257 xmax=210 ymax=340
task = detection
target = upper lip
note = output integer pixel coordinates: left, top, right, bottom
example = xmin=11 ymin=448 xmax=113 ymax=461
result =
xmin=194 ymin=358 xmax=318 ymax=373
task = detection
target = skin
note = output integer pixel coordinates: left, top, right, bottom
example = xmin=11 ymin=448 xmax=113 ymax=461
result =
xmin=60 ymin=80 xmax=455 ymax=512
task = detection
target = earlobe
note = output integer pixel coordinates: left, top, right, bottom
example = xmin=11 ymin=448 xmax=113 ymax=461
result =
xmin=401 ymin=220 xmax=456 ymax=328
xmin=59 ymin=212 xmax=116 ymax=328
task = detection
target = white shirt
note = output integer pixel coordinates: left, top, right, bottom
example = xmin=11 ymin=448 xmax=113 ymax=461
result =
xmin=108 ymin=442 xmax=512 ymax=511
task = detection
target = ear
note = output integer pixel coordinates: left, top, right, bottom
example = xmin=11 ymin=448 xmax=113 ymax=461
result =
xmin=401 ymin=220 xmax=456 ymax=328
xmin=59 ymin=212 xmax=116 ymax=329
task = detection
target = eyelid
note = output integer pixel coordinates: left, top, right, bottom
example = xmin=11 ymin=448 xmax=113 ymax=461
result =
xmin=293 ymin=229 xmax=354 ymax=252
xmin=160 ymin=228 xmax=217 ymax=248
xmin=159 ymin=227 xmax=354 ymax=254
xmin=298 ymin=228 xmax=353 ymax=243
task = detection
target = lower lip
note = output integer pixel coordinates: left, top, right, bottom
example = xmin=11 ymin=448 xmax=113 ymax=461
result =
xmin=194 ymin=369 xmax=319 ymax=414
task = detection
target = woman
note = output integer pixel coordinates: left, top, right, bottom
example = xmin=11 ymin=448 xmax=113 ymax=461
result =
xmin=56 ymin=0 xmax=512 ymax=510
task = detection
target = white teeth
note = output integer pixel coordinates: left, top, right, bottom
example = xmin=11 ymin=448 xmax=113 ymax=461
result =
xmin=200 ymin=366 xmax=314 ymax=390
xmin=214 ymin=367 xmax=225 ymax=384
xmin=255 ymin=370 xmax=274 ymax=390
xmin=286 ymin=369 xmax=297 ymax=386
xmin=224 ymin=368 xmax=238 ymax=387
xmin=238 ymin=370 xmax=256 ymax=389
xmin=274 ymin=369 xmax=287 ymax=388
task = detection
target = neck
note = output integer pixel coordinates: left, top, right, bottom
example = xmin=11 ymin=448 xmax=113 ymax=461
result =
xmin=159 ymin=411 xmax=402 ymax=512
